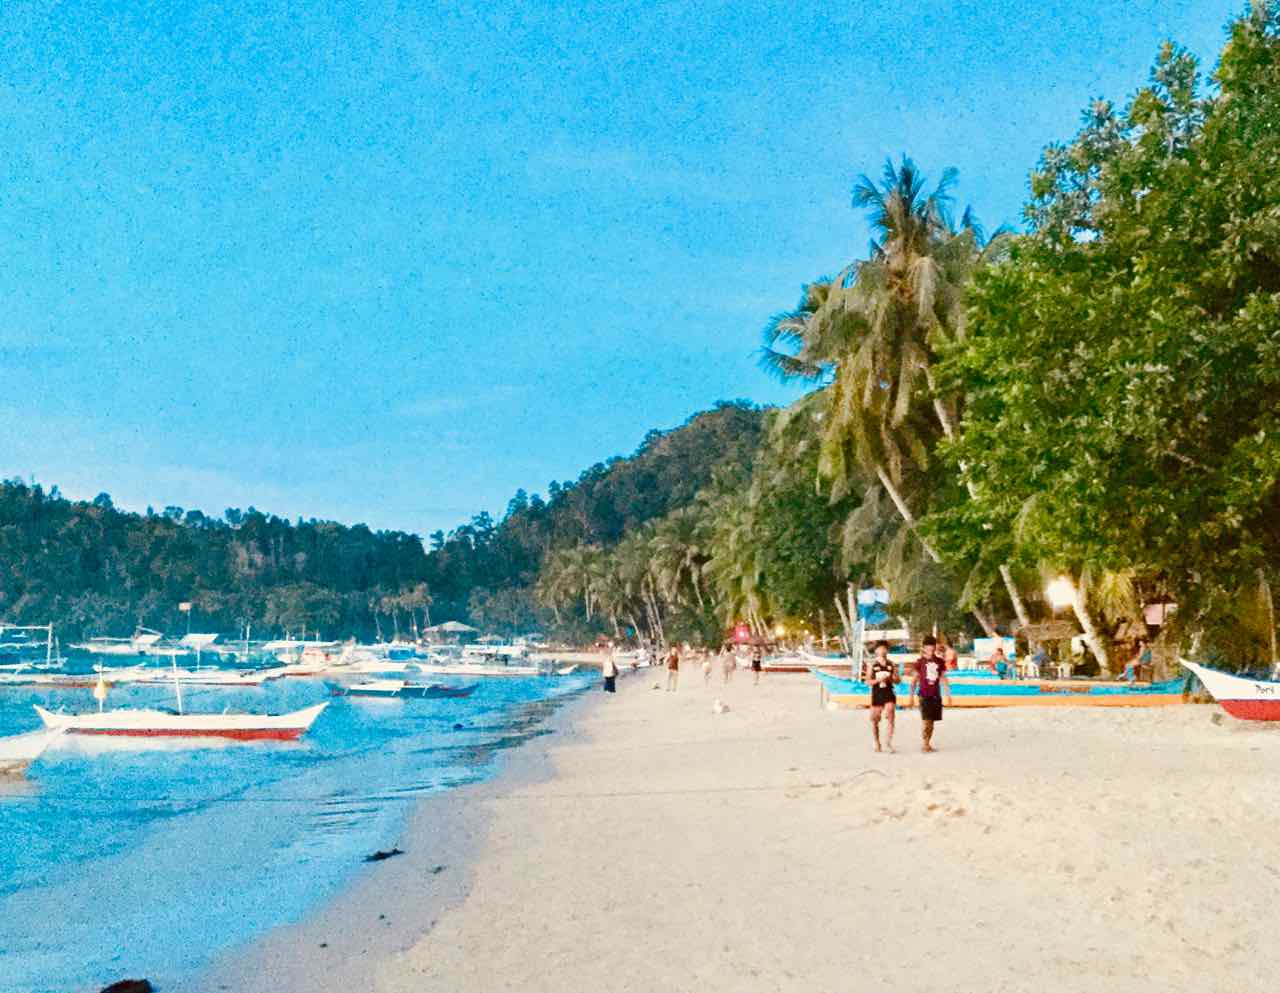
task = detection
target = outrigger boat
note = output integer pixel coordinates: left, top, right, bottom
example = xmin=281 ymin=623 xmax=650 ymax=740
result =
xmin=327 ymin=679 xmax=478 ymax=699
xmin=33 ymin=702 xmax=328 ymax=740
xmin=31 ymin=651 xmax=328 ymax=741
xmin=1181 ymin=659 xmax=1280 ymax=721
xmin=0 ymin=728 xmax=62 ymax=776
xmin=811 ymin=669 xmax=1186 ymax=709
xmin=418 ymin=660 xmax=543 ymax=678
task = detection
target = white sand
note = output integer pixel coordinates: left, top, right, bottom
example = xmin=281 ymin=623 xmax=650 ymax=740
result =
xmin=208 ymin=668 xmax=1280 ymax=993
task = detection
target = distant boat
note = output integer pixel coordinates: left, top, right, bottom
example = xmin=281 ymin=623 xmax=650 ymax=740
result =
xmin=33 ymin=702 xmax=328 ymax=741
xmin=0 ymin=728 xmax=62 ymax=776
xmin=1181 ymin=659 xmax=1280 ymax=720
xmin=0 ymin=623 xmax=65 ymax=670
xmin=327 ymin=680 xmax=478 ymax=699
xmin=120 ymin=666 xmax=285 ymax=687
xmin=70 ymin=629 xmax=172 ymax=656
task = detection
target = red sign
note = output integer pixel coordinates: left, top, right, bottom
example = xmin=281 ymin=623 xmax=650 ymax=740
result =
xmin=733 ymin=624 xmax=751 ymax=644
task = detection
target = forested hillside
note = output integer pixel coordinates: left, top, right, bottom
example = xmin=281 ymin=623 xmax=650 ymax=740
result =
xmin=0 ymin=401 xmax=767 ymax=640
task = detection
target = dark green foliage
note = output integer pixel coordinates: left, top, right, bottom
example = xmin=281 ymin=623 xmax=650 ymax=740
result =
xmin=0 ymin=480 xmax=429 ymax=639
xmin=0 ymin=402 xmax=767 ymax=640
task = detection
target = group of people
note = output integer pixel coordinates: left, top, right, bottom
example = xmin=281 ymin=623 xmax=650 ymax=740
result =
xmin=865 ymin=636 xmax=953 ymax=753
xmin=664 ymin=643 xmax=763 ymax=691
xmin=601 ymin=642 xmax=765 ymax=695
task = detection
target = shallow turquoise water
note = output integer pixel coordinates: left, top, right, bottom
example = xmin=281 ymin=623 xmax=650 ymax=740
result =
xmin=0 ymin=657 xmax=592 ymax=993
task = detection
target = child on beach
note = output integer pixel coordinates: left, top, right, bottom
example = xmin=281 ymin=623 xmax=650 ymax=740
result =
xmin=868 ymin=640 xmax=897 ymax=752
xmin=665 ymin=646 xmax=680 ymax=691
xmin=702 ymin=651 xmax=713 ymax=685
xmin=908 ymin=635 xmax=952 ymax=753
xmin=721 ymin=646 xmax=735 ymax=684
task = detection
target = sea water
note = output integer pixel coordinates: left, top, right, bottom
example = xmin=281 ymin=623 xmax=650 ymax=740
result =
xmin=0 ymin=657 xmax=593 ymax=993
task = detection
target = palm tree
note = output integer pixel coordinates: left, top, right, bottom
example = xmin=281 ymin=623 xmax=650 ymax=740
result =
xmin=762 ymin=157 xmax=1027 ymax=637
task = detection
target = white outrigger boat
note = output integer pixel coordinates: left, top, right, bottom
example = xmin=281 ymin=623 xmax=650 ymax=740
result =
xmin=0 ymin=728 xmax=62 ymax=776
xmin=1181 ymin=659 xmax=1280 ymax=721
xmin=32 ymin=652 xmax=328 ymax=742
xmin=118 ymin=665 xmax=289 ymax=687
xmin=69 ymin=629 xmax=175 ymax=656
xmin=34 ymin=702 xmax=328 ymax=741
xmin=420 ymin=660 xmax=543 ymax=678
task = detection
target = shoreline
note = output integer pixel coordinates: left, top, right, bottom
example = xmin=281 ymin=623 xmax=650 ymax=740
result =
xmin=207 ymin=670 xmax=1278 ymax=993
xmin=199 ymin=681 xmax=602 ymax=993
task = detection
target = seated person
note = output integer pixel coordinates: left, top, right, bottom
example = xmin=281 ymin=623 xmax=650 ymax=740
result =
xmin=1125 ymin=639 xmax=1153 ymax=682
xmin=990 ymin=645 xmax=1011 ymax=679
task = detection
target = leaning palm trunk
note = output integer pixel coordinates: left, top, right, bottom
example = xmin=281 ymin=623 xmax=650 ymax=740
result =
xmin=1071 ymin=582 xmax=1110 ymax=673
xmin=930 ymin=375 xmax=1033 ymax=638
xmin=874 ymin=465 xmax=996 ymax=637
xmin=874 ymin=465 xmax=941 ymax=564
xmin=999 ymin=564 xmax=1032 ymax=635
xmin=833 ymin=591 xmax=855 ymax=655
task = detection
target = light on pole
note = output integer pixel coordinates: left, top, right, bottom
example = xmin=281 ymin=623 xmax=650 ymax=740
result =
xmin=1046 ymin=577 xmax=1075 ymax=614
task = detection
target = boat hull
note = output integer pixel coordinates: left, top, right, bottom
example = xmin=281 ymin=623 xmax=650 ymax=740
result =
xmin=0 ymin=729 xmax=61 ymax=774
xmin=62 ymin=726 xmax=308 ymax=740
xmin=33 ymin=703 xmax=328 ymax=740
xmin=812 ymin=669 xmax=1185 ymax=710
xmin=1181 ymin=659 xmax=1280 ymax=721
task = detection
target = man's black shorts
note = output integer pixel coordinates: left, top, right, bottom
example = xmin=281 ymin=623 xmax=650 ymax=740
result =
xmin=920 ymin=697 xmax=943 ymax=721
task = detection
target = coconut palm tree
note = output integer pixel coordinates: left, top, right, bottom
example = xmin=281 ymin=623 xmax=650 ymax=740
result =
xmin=762 ymin=157 xmax=1027 ymax=637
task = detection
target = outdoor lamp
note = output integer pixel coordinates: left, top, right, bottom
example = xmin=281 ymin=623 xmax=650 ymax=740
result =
xmin=1046 ymin=576 xmax=1075 ymax=611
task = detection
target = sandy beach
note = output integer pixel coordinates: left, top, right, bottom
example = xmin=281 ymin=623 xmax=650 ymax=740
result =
xmin=207 ymin=668 xmax=1279 ymax=993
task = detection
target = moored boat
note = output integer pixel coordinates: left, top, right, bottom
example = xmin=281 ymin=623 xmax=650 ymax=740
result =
xmin=1181 ymin=659 xmax=1280 ymax=720
xmin=328 ymin=680 xmax=478 ymax=699
xmin=811 ymin=668 xmax=1186 ymax=709
xmin=0 ymin=728 xmax=62 ymax=776
xmin=33 ymin=702 xmax=328 ymax=740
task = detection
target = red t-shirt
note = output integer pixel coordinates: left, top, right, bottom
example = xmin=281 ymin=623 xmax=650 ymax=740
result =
xmin=914 ymin=656 xmax=946 ymax=698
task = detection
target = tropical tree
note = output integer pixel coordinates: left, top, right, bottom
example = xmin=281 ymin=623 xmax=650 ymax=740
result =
xmin=934 ymin=3 xmax=1280 ymax=668
xmin=762 ymin=157 xmax=1019 ymax=635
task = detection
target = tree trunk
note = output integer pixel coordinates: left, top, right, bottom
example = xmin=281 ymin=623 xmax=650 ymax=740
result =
xmin=1071 ymin=581 xmax=1110 ymax=673
xmin=626 ymin=611 xmax=644 ymax=645
xmin=874 ymin=465 xmax=942 ymax=564
xmin=971 ymin=605 xmax=998 ymax=639
xmin=833 ymin=593 xmax=854 ymax=655
xmin=1259 ymin=569 xmax=1278 ymax=669
xmin=931 ymin=367 xmax=1030 ymax=633
xmin=1000 ymin=564 xmax=1032 ymax=638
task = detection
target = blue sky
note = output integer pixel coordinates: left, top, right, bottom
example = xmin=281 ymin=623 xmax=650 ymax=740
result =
xmin=0 ymin=0 xmax=1239 ymax=537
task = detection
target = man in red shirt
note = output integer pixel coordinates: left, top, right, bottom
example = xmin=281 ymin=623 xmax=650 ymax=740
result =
xmin=908 ymin=635 xmax=953 ymax=752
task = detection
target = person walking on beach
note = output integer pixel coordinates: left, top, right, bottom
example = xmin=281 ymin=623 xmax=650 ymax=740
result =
xmin=868 ymin=640 xmax=897 ymax=752
xmin=602 ymin=650 xmax=618 ymax=694
xmin=702 ymin=650 xmax=713 ymax=686
xmin=665 ymin=645 xmax=680 ymax=691
xmin=721 ymin=645 xmax=736 ymax=685
xmin=908 ymin=635 xmax=952 ymax=753
xmin=750 ymin=645 xmax=763 ymax=686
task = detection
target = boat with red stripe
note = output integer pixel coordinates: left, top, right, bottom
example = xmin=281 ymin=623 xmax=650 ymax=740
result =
xmin=1181 ymin=659 xmax=1280 ymax=721
xmin=33 ymin=702 xmax=328 ymax=740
